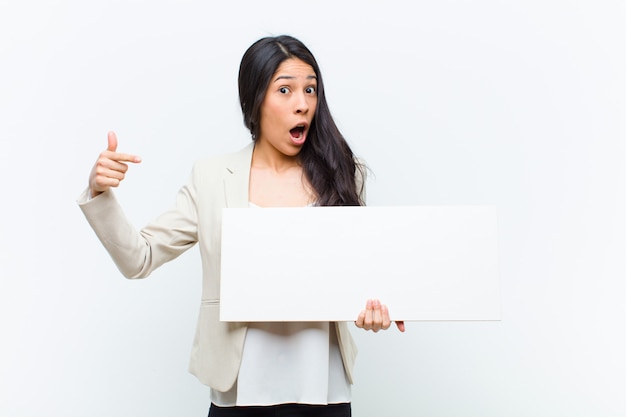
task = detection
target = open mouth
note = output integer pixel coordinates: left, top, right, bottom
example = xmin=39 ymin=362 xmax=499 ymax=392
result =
xmin=289 ymin=125 xmax=306 ymax=143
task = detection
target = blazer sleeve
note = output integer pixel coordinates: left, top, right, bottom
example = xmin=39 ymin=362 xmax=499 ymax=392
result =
xmin=77 ymin=169 xmax=199 ymax=279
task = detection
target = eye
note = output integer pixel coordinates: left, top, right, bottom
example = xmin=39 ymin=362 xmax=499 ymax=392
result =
xmin=305 ymin=86 xmax=316 ymax=94
xmin=279 ymin=87 xmax=290 ymax=94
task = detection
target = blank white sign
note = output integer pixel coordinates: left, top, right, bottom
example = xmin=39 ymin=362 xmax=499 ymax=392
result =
xmin=220 ymin=206 xmax=500 ymax=322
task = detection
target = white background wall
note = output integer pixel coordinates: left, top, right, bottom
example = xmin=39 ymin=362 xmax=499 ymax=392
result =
xmin=1 ymin=1 xmax=625 ymax=416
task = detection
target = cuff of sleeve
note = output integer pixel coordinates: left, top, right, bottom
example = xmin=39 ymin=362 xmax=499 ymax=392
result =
xmin=76 ymin=187 xmax=116 ymax=212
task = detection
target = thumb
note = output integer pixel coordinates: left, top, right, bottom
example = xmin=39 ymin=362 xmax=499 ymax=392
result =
xmin=107 ymin=131 xmax=118 ymax=152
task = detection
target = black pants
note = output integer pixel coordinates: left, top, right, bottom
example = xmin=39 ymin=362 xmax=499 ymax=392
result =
xmin=208 ymin=402 xmax=351 ymax=417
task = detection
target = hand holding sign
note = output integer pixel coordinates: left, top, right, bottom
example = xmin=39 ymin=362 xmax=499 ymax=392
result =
xmin=356 ymin=299 xmax=406 ymax=332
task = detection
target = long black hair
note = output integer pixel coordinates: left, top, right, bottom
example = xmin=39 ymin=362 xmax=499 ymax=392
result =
xmin=238 ymin=35 xmax=365 ymax=206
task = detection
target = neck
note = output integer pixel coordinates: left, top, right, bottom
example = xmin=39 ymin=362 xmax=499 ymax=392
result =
xmin=251 ymin=140 xmax=301 ymax=172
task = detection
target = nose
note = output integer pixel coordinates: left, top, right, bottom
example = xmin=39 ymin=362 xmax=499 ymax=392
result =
xmin=295 ymin=92 xmax=309 ymax=114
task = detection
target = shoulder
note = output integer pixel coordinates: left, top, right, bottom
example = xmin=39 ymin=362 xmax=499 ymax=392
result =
xmin=354 ymin=156 xmax=369 ymax=182
xmin=354 ymin=156 xmax=369 ymax=204
xmin=191 ymin=142 xmax=254 ymax=175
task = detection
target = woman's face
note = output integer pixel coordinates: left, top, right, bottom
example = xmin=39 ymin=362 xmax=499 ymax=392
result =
xmin=257 ymin=58 xmax=318 ymax=157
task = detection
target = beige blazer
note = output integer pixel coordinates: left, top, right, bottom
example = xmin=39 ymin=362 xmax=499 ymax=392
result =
xmin=78 ymin=142 xmax=358 ymax=392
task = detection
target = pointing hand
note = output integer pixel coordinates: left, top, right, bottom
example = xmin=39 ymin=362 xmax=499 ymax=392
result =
xmin=88 ymin=131 xmax=141 ymax=197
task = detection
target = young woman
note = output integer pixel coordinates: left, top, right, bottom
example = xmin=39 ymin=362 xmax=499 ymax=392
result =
xmin=79 ymin=35 xmax=404 ymax=417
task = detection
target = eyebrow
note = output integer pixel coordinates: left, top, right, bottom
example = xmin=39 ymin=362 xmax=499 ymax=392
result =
xmin=273 ymin=75 xmax=318 ymax=82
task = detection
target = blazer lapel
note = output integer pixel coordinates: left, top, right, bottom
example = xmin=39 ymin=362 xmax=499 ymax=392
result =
xmin=223 ymin=142 xmax=255 ymax=208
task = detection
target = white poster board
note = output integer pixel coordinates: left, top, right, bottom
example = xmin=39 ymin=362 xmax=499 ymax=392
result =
xmin=220 ymin=206 xmax=500 ymax=322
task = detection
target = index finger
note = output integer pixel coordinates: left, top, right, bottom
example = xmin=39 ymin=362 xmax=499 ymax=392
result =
xmin=105 ymin=131 xmax=142 ymax=163
xmin=105 ymin=150 xmax=142 ymax=164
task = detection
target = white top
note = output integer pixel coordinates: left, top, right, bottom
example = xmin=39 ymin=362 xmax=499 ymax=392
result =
xmin=210 ymin=203 xmax=351 ymax=406
xmin=210 ymin=322 xmax=351 ymax=406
